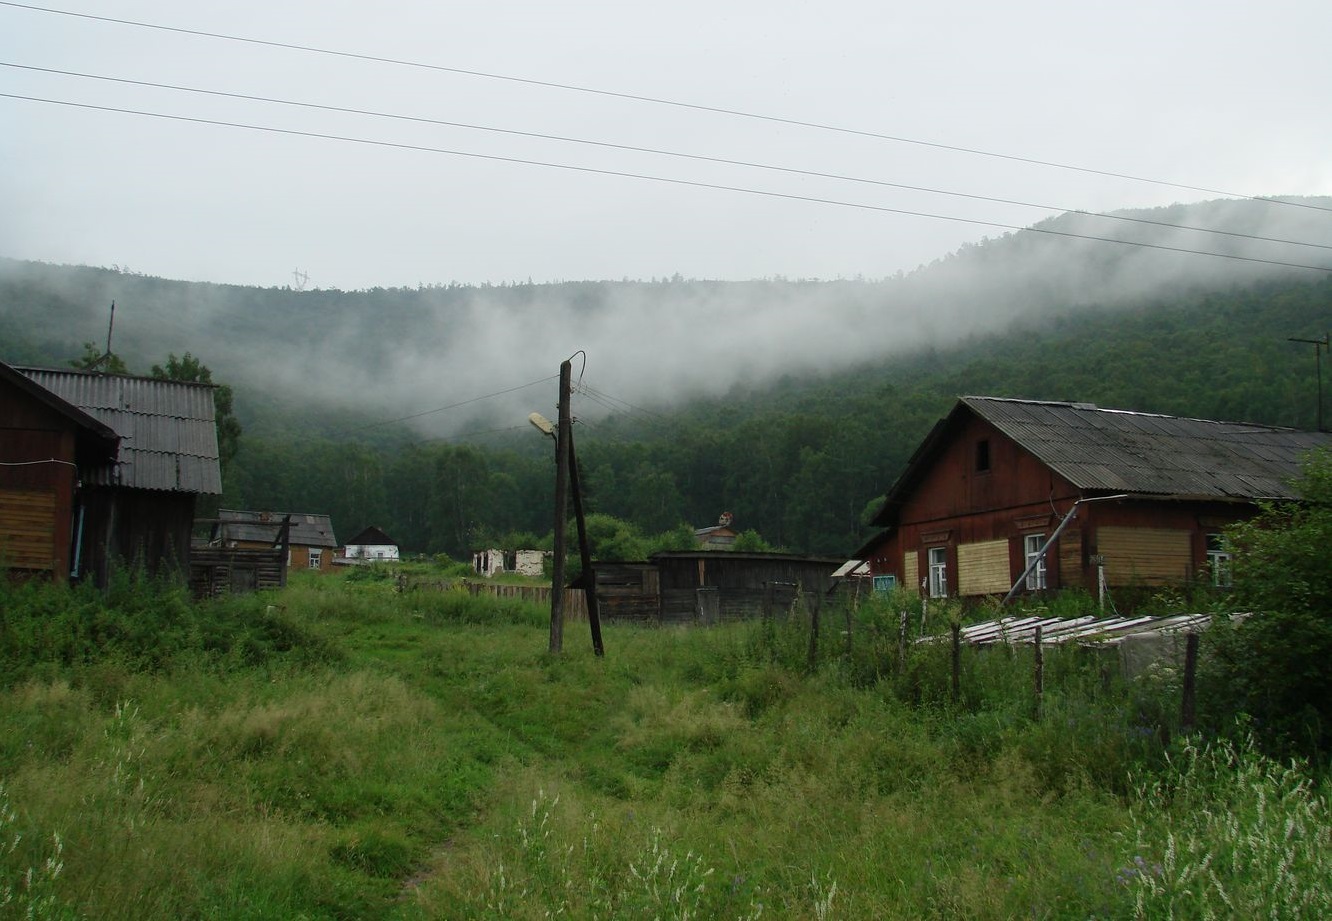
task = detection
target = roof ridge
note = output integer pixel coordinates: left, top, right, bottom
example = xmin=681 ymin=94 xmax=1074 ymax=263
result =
xmin=961 ymin=394 xmax=1304 ymax=431
xmin=14 ymin=365 xmax=218 ymax=389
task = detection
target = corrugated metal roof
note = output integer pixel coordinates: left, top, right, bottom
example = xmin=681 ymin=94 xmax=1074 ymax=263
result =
xmin=218 ymin=509 xmax=338 ymax=548
xmin=932 ymin=613 xmax=1216 ymax=647
xmin=962 ymin=397 xmax=1332 ymax=500
xmin=17 ymin=367 xmax=222 ymax=494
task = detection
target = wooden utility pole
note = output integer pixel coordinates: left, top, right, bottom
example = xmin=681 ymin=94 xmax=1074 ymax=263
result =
xmin=104 ymin=301 xmax=116 ymax=363
xmin=549 ymin=360 xmax=572 ymax=653
xmin=567 ymin=428 xmax=604 ymax=656
xmin=1288 ymin=334 xmax=1329 ymax=431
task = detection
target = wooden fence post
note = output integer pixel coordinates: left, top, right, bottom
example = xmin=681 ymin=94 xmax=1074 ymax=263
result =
xmin=806 ymin=593 xmax=820 ymax=673
xmin=898 ymin=610 xmax=909 ymax=672
xmin=1033 ymin=624 xmax=1044 ymax=721
xmin=950 ymin=622 xmax=961 ymax=703
xmin=844 ymin=596 xmax=855 ymax=666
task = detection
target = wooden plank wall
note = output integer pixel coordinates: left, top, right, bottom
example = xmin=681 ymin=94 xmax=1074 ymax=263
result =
xmin=0 ymin=488 xmax=57 ymax=570
xmin=1097 ymin=527 xmax=1193 ymax=585
xmin=189 ymin=547 xmax=285 ymax=598
xmin=957 ymin=539 xmax=1010 ymax=596
xmin=1059 ymin=529 xmax=1083 ymax=590
xmin=903 ymin=552 xmax=919 ymax=595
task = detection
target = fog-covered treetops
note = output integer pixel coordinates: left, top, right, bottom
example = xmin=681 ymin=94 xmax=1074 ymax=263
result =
xmin=2 ymin=197 xmax=1329 ymax=554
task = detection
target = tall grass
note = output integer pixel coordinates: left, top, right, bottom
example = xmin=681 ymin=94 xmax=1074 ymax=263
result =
xmin=0 ymin=569 xmax=337 ymax=689
xmin=1123 ymin=736 xmax=1331 ymax=919
xmin=1 ymin=568 xmax=1323 ymax=918
xmin=0 ymin=782 xmax=72 ymax=920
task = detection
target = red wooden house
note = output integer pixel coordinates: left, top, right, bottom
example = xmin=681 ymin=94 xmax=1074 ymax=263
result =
xmin=858 ymin=396 xmax=1332 ymax=600
xmin=0 ymin=360 xmax=221 ymax=585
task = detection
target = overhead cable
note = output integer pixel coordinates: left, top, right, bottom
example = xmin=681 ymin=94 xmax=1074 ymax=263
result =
xmin=327 ymin=374 xmax=558 ymax=436
xmin=5 ymin=62 xmax=1328 ymax=253
xmin=577 ymin=383 xmax=670 ymax=422
xmin=2 ymin=0 xmax=1328 ymax=214
xmin=3 ymin=92 xmax=1330 ymax=275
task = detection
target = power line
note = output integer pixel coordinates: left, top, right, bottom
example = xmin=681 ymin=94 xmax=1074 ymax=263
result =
xmin=7 ymin=61 xmax=1329 ymax=254
xmin=576 ymin=389 xmax=646 ymax=424
xmin=576 ymin=383 xmax=671 ymax=422
xmin=3 ymin=0 xmax=1328 ymax=215
xmin=4 ymin=91 xmax=1330 ymax=275
xmin=407 ymin=423 xmax=530 ymax=446
xmin=327 ymin=374 xmax=558 ymax=437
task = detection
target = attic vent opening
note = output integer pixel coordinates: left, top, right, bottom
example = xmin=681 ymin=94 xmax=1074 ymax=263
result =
xmin=975 ymin=439 xmax=991 ymax=473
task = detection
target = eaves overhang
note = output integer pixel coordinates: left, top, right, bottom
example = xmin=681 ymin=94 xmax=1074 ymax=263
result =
xmin=0 ymin=359 xmax=120 ymax=461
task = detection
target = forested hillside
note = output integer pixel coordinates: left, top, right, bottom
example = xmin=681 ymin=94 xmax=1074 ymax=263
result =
xmin=3 ymin=197 xmax=1330 ymax=556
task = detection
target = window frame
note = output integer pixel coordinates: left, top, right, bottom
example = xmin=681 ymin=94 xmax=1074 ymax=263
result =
xmin=872 ymin=574 xmax=897 ymax=594
xmin=308 ymin=548 xmax=322 ymax=570
xmin=1023 ymin=533 xmax=1048 ymax=591
xmin=927 ymin=546 xmax=948 ymax=598
xmin=975 ymin=439 xmax=991 ymax=473
xmin=1206 ymin=533 xmax=1232 ymax=587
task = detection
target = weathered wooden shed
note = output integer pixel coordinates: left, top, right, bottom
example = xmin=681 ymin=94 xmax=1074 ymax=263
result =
xmin=0 ymin=361 xmax=221 ymax=585
xmin=190 ymin=515 xmax=291 ymax=597
xmin=215 ymin=509 xmax=338 ymax=572
xmin=588 ymin=551 xmax=842 ymax=625
xmin=858 ymin=396 xmax=1332 ymax=601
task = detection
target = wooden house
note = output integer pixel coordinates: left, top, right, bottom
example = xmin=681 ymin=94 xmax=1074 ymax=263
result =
xmin=858 ymin=396 xmax=1332 ymax=600
xmin=343 ymin=525 xmax=400 ymax=563
xmin=216 ymin=509 xmax=338 ymax=572
xmin=0 ymin=361 xmax=221 ymax=585
xmin=190 ymin=514 xmax=290 ymax=597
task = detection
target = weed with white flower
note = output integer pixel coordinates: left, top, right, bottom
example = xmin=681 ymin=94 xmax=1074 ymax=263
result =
xmin=1122 ymin=737 xmax=1331 ymax=919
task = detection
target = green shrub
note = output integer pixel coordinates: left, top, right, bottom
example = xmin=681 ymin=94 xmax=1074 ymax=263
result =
xmin=1216 ymin=448 xmax=1332 ymax=760
xmin=0 ymin=573 xmax=338 ymax=685
xmin=343 ymin=563 xmax=393 ymax=584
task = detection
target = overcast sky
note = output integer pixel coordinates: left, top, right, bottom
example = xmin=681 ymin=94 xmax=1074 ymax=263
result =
xmin=2 ymin=0 xmax=1330 ymax=291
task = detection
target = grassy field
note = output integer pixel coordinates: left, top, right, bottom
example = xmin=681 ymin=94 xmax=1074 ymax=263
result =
xmin=0 ymin=570 xmax=1327 ymax=919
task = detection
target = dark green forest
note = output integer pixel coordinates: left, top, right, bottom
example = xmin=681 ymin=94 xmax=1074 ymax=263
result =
xmin=4 ymin=266 xmax=1328 ymax=557
xmin=5 ymin=197 xmax=1331 ymax=556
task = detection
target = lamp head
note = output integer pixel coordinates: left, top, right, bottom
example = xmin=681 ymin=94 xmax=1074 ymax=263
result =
xmin=528 ymin=412 xmax=556 ymax=438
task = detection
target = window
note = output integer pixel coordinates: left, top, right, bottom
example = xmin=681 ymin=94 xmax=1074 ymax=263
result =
xmin=872 ymin=574 xmax=897 ymax=594
xmin=1024 ymin=533 xmax=1047 ymax=591
xmin=928 ymin=546 xmax=948 ymax=598
xmin=975 ymin=439 xmax=991 ymax=472
xmin=1206 ymin=534 xmax=1232 ymax=587
xmin=309 ymin=549 xmax=322 ymax=569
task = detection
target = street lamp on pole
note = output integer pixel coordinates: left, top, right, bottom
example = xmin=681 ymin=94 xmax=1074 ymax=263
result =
xmin=530 ymin=400 xmax=604 ymax=656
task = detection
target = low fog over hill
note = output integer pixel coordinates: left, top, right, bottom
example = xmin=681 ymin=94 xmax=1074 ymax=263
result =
xmin=3 ymin=196 xmax=1329 ymax=435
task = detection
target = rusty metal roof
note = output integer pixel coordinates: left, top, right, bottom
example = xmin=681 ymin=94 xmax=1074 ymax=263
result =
xmin=963 ymin=396 xmax=1332 ymax=501
xmin=17 ymin=366 xmax=222 ymax=494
